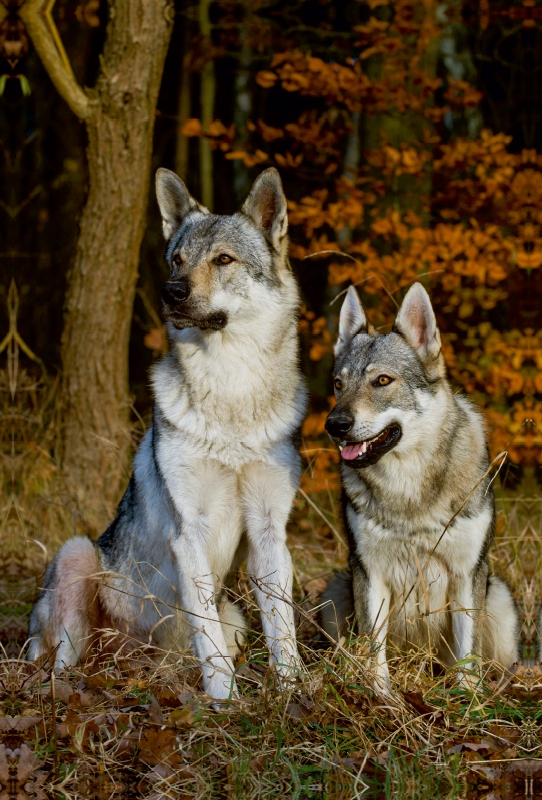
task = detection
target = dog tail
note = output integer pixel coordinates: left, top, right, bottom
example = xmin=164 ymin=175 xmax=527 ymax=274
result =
xmin=28 ymin=536 xmax=102 ymax=668
xmin=482 ymin=574 xmax=521 ymax=668
xmin=320 ymin=570 xmax=354 ymax=643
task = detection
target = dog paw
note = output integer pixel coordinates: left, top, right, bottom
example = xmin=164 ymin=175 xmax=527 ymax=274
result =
xmin=204 ymin=674 xmax=238 ymax=704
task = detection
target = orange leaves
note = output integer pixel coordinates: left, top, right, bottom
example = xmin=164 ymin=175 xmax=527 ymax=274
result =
xmin=446 ymin=325 xmax=542 ymax=405
xmin=275 ymin=151 xmax=304 ymax=169
xmin=257 ymin=44 xmax=446 ymax=117
xmin=181 ymin=118 xmax=235 ymax=152
xmin=225 ymin=149 xmax=269 ymax=167
xmin=256 ymin=70 xmax=278 ymax=89
xmin=301 ymin=444 xmax=340 ymax=494
xmin=199 ymin=5 xmax=539 ymax=476
xmin=302 ymin=411 xmax=329 ymax=437
xmin=258 ymin=50 xmax=374 ymax=112
xmin=206 ymin=120 xmax=232 ymax=138
xmin=180 ymin=118 xmax=202 ymax=137
xmin=288 ymin=180 xmax=369 ymax=237
xmin=143 ymin=327 xmax=167 ymax=355
xmin=299 ymin=307 xmax=334 ymax=361
xmin=443 ymin=78 xmax=483 ymax=109
xmin=485 ymin=402 xmax=542 ymax=466
xmin=254 ymin=119 xmax=284 ymax=142
xmin=510 ymin=168 xmax=542 ymax=203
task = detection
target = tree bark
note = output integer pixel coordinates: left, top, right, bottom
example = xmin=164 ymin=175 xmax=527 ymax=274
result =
xmin=24 ymin=0 xmax=173 ymax=531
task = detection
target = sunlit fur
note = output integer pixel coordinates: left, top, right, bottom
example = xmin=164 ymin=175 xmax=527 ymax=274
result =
xmin=28 ymin=168 xmax=307 ymax=700
xmin=322 ymin=284 xmax=521 ymax=688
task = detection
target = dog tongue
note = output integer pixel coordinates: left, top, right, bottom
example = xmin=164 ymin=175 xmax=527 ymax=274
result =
xmin=342 ymin=442 xmax=364 ymax=460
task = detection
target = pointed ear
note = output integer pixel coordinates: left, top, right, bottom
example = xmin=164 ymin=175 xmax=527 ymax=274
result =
xmin=155 ymin=168 xmax=208 ymax=240
xmin=394 ymin=283 xmax=441 ymax=362
xmin=241 ymin=168 xmax=288 ymax=253
xmin=335 ymin=286 xmax=367 ymax=357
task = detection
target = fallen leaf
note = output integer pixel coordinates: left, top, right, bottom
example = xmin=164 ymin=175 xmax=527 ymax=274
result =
xmin=166 ymin=706 xmax=194 ymax=728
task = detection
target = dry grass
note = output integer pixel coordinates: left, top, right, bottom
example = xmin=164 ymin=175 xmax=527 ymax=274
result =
xmin=2 ymin=327 xmax=542 ymax=799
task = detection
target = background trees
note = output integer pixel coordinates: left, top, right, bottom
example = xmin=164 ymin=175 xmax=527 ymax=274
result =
xmin=7 ymin=0 xmax=173 ymax=527
xmin=1 ymin=0 xmax=540 ymax=524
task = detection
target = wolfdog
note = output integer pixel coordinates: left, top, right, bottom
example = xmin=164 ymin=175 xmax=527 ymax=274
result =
xmin=29 ymin=167 xmax=307 ymax=700
xmin=321 ymin=283 xmax=520 ymax=687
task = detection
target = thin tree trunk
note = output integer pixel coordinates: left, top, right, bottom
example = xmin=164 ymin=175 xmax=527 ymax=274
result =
xmin=232 ymin=36 xmax=252 ymax=205
xmin=23 ymin=0 xmax=173 ymax=531
xmin=175 ymin=1 xmax=193 ymax=181
xmin=199 ymin=0 xmax=214 ymax=209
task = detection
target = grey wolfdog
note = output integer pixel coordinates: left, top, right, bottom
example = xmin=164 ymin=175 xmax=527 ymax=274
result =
xmin=28 ymin=167 xmax=307 ymax=700
xmin=321 ymin=283 xmax=520 ymax=688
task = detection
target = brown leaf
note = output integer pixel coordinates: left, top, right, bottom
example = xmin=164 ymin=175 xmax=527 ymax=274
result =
xmin=16 ymin=744 xmax=44 ymax=782
xmin=247 ymin=754 xmax=268 ymax=773
xmin=181 ymin=118 xmax=202 ymax=137
xmin=148 ymin=695 xmax=164 ymax=725
xmin=256 ymin=70 xmax=278 ymax=88
xmin=0 ymin=745 xmax=9 ymax=783
xmin=0 ymin=716 xmax=42 ymax=732
xmin=285 ymin=702 xmax=310 ymax=720
xmin=138 ymin=728 xmax=182 ymax=767
xmin=402 ymin=691 xmax=436 ymax=716
xmin=57 ymin=708 xmax=85 ymax=739
xmin=144 ymin=327 xmax=166 ymax=353
xmin=166 ymin=706 xmax=194 ymax=728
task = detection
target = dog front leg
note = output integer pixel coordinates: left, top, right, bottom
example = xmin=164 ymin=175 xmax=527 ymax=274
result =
xmin=364 ymin=574 xmax=391 ymax=692
xmin=171 ymin=534 xmax=237 ymax=701
xmin=242 ymin=463 xmax=302 ymax=682
xmin=451 ymin=576 xmax=483 ymax=688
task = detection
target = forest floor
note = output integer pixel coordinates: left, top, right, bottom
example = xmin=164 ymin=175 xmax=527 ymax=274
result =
xmin=1 ymin=364 xmax=542 ymax=799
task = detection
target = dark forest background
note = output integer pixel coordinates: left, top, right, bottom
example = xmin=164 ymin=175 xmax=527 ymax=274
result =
xmin=2 ymin=0 xmax=542 ymax=511
xmin=2 ymin=6 xmax=539 ymax=361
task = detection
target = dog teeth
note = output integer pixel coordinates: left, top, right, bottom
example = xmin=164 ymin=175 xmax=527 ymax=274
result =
xmin=338 ymin=444 xmax=344 ymax=451
xmin=362 ymin=442 xmax=367 ymax=453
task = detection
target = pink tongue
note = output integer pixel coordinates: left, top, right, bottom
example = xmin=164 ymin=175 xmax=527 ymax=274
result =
xmin=342 ymin=442 xmax=364 ymax=460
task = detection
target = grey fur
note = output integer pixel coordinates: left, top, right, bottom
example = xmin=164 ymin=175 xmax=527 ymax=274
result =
xmin=29 ymin=168 xmax=307 ymax=701
xmin=322 ymin=284 xmax=521 ymax=687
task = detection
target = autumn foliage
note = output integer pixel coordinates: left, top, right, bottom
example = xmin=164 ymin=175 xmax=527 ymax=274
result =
xmin=179 ymin=0 xmax=540 ymax=488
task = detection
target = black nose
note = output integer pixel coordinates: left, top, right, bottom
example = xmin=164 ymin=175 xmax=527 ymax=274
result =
xmin=161 ymin=279 xmax=190 ymax=305
xmin=325 ymin=411 xmax=354 ymax=438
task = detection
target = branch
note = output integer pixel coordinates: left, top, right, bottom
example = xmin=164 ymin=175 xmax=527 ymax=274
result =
xmin=20 ymin=0 xmax=92 ymax=120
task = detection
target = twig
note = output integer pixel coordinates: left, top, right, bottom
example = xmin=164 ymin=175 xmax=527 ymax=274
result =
xmin=50 ymin=670 xmax=58 ymax=777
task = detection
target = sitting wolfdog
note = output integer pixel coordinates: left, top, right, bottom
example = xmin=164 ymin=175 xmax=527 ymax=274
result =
xmin=322 ymin=283 xmax=520 ymax=687
xmin=29 ymin=168 xmax=307 ymax=700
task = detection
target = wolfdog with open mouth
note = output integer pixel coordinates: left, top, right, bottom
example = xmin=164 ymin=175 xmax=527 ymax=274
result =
xmin=28 ymin=167 xmax=307 ymax=700
xmin=321 ymin=283 xmax=520 ymax=687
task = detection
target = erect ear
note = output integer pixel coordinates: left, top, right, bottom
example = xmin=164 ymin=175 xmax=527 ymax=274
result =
xmin=394 ymin=283 xmax=441 ymax=362
xmin=241 ymin=168 xmax=288 ymax=253
xmin=155 ymin=168 xmax=209 ymax=241
xmin=335 ymin=286 xmax=367 ymax=357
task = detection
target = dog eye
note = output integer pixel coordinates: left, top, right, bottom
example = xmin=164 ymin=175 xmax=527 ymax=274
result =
xmin=172 ymin=254 xmax=182 ymax=266
xmin=334 ymin=378 xmax=343 ymax=391
xmin=217 ymin=254 xmax=234 ymax=265
xmin=374 ymin=375 xmax=393 ymax=387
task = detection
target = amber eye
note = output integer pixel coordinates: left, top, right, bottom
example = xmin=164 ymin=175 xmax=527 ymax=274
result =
xmin=173 ymin=254 xmax=182 ymax=266
xmin=334 ymin=378 xmax=343 ymax=391
xmin=375 ymin=375 xmax=393 ymax=387
xmin=217 ymin=254 xmax=234 ymax=265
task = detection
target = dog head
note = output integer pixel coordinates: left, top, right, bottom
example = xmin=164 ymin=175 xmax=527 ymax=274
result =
xmin=155 ymin=167 xmax=290 ymax=332
xmin=325 ymin=283 xmax=446 ymax=469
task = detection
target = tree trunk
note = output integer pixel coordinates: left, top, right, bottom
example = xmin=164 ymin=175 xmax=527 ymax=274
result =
xmin=58 ymin=1 xmax=173 ymax=531
xmin=199 ymin=0 xmax=215 ymax=209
